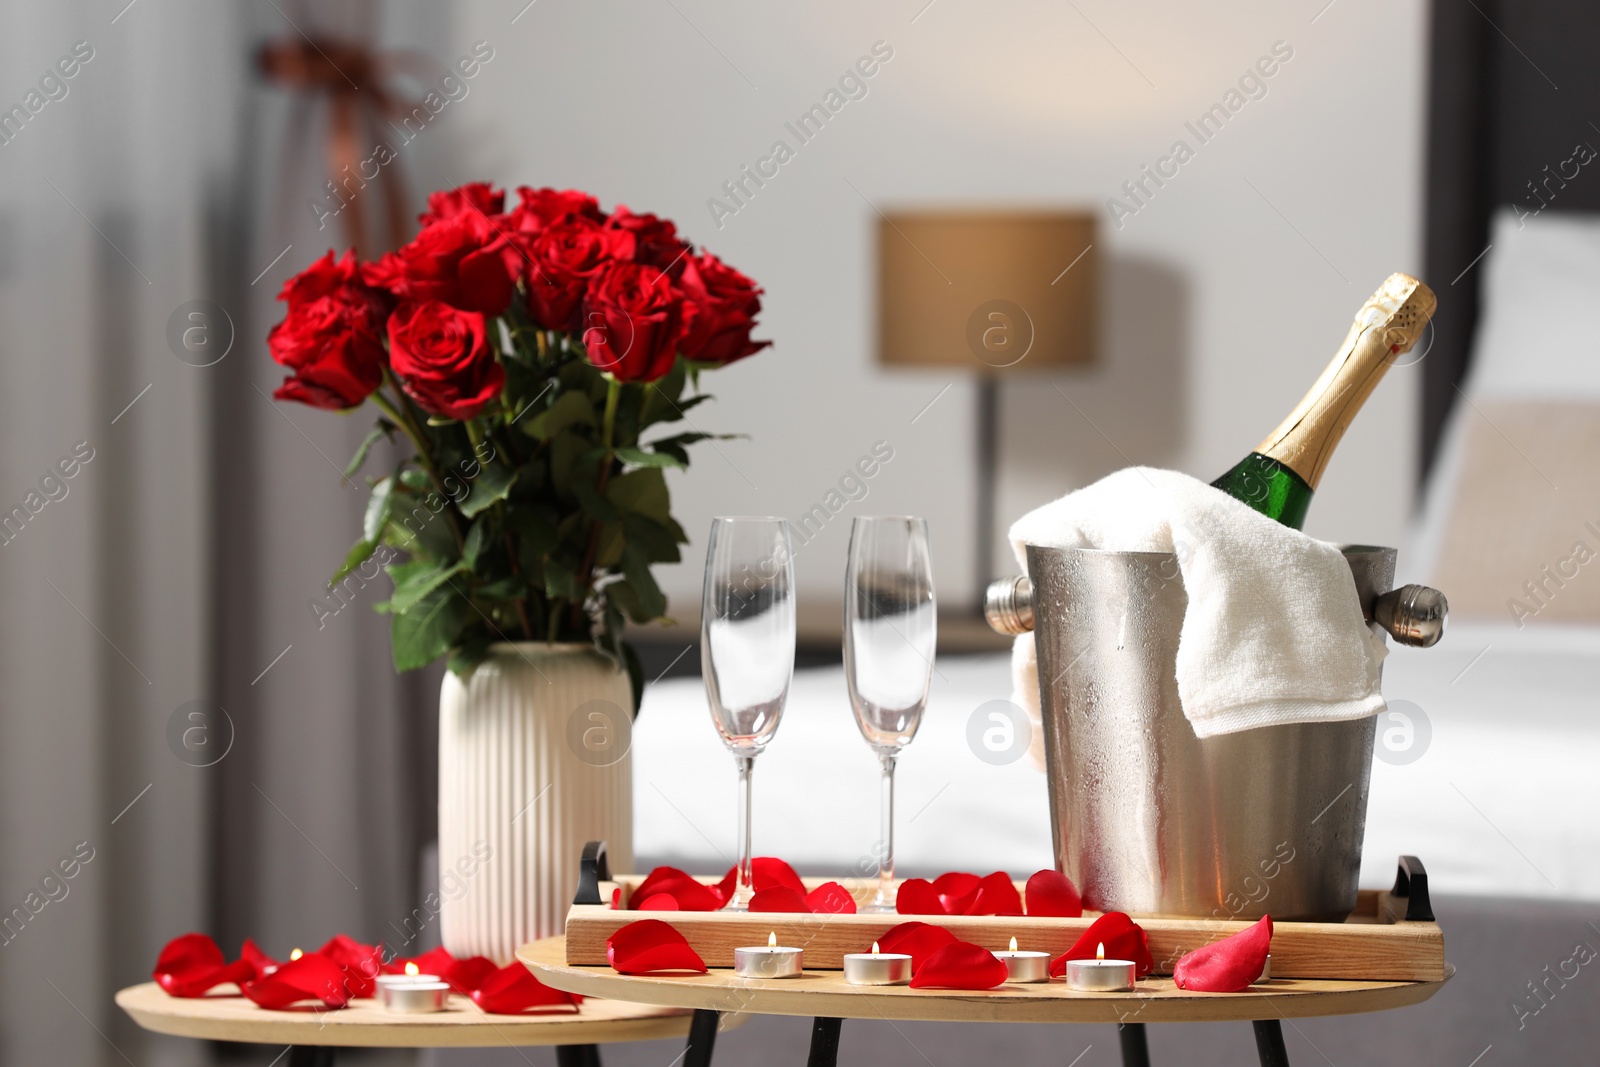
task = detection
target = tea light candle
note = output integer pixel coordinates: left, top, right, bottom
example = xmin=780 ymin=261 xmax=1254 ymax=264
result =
xmin=378 ymin=961 xmax=449 ymax=1012
xmin=1064 ymin=943 xmax=1136 ymax=992
xmin=993 ymin=937 xmax=1051 ymax=983
xmin=733 ymin=932 xmax=804 ymax=979
xmin=842 ymin=942 xmax=912 ymax=986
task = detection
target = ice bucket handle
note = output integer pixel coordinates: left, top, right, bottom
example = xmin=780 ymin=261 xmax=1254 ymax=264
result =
xmin=987 ymin=573 xmax=1449 ymax=647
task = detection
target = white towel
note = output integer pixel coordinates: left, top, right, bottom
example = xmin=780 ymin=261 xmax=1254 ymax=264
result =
xmin=1009 ymin=467 xmax=1386 ymax=739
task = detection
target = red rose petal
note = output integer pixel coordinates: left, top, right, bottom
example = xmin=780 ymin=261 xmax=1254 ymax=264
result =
xmin=752 ymin=857 xmax=806 ymax=894
xmin=932 ymin=872 xmax=982 ymax=915
xmin=611 ymin=887 xmax=623 ymax=909
xmin=242 ymin=952 xmax=352 ymax=1010
xmin=153 ymin=933 xmax=255 ymax=997
xmin=876 ymin=921 xmax=958 ymax=971
xmin=1024 ymin=870 xmax=1083 ymax=917
xmin=449 ymin=955 xmax=500 ymax=996
xmin=637 ymin=894 xmax=682 ymax=911
xmin=238 ymin=939 xmax=280 ymax=982
xmin=805 ymin=882 xmax=858 ymax=915
xmin=314 ymin=935 xmax=382 ymax=999
xmin=748 ymin=886 xmax=810 ymax=913
xmin=909 ymin=941 xmax=1010 ymax=990
xmin=1049 ymin=912 xmax=1154 ymax=978
xmin=631 ymin=866 xmax=722 ymax=911
xmin=711 ymin=867 xmax=738 ymax=906
xmin=606 ymin=920 xmax=707 ymax=975
xmin=1174 ymin=915 xmax=1273 ymax=993
xmin=471 ymin=961 xmax=581 ymax=1014
xmin=967 ymin=871 xmax=1023 ymax=916
xmin=894 ymin=878 xmax=946 ymax=915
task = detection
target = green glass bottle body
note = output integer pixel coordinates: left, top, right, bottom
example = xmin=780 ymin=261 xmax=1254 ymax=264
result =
xmin=1210 ymin=453 xmax=1313 ymax=530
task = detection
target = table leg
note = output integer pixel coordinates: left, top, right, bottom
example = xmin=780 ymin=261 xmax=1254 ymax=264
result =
xmin=806 ymin=1017 xmax=843 ymax=1067
xmin=287 ymin=1049 xmax=334 ymax=1067
xmin=556 ymin=1044 xmax=603 ymax=1067
xmin=1117 ymin=1022 xmax=1151 ymax=1067
xmin=1252 ymin=1020 xmax=1291 ymax=1067
xmin=683 ymin=1008 xmax=719 ymax=1067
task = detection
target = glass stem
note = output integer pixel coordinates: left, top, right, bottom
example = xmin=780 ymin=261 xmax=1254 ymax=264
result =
xmin=734 ymin=755 xmax=755 ymax=908
xmin=876 ymin=752 xmax=897 ymax=906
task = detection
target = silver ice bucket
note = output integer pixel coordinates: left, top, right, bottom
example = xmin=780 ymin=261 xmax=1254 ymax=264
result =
xmin=990 ymin=544 xmax=1446 ymax=922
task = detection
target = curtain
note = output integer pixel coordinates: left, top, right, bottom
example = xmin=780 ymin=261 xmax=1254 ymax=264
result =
xmin=0 ymin=2 xmax=454 ymax=1062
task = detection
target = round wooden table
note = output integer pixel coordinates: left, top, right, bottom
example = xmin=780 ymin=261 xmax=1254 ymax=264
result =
xmin=117 ymin=981 xmax=731 ymax=1067
xmin=518 ymin=936 xmax=1453 ymax=1067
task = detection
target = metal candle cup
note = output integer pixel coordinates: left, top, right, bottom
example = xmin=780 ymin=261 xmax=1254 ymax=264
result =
xmin=993 ymin=938 xmax=1051 ymax=983
xmin=734 ymin=934 xmax=804 ymax=979
xmin=1065 ymin=944 xmax=1136 ymax=992
xmin=842 ymin=943 xmax=912 ymax=986
xmin=379 ymin=978 xmax=449 ymax=1013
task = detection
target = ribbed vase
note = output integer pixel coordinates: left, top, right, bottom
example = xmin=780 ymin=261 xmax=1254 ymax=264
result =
xmin=438 ymin=643 xmax=634 ymax=963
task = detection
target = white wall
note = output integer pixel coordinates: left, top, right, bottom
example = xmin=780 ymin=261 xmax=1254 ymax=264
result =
xmin=444 ymin=0 xmax=1428 ymax=617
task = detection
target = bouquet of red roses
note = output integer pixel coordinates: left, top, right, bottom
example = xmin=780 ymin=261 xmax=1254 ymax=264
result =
xmin=268 ymin=182 xmax=769 ymax=690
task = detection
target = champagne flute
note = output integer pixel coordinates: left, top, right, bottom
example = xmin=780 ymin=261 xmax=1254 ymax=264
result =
xmin=844 ymin=516 xmax=936 ymax=912
xmin=701 ymin=517 xmax=796 ymax=911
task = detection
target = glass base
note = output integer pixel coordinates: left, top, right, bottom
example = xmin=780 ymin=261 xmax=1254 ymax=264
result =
xmin=721 ymin=900 xmax=749 ymax=913
xmin=857 ymin=901 xmax=898 ymax=914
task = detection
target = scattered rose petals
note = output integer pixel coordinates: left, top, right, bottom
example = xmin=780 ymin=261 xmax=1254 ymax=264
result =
xmin=748 ymin=886 xmax=809 ymax=913
xmin=753 ymin=857 xmax=805 ymax=894
xmin=1024 ymin=870 xmax=1083 ymax=918
xmin=909 ymin=941 xmax=1010 ymax=990
xmin=805 ymin=881 xmax=857 ymax=914
xmin=606 ymin=919 xmax=707 ymax=975
xmin=932 ymin=872 xmax=982 ymax=914
xmin=471 ymin=961 xmax=582 ymax=1013
xmin=630 ymin=866 xmax=724 ymax=911
xmin=242 ymin=952 xmax=352 ymax=1010
xmin=637 ymin=894 xmax=682 ymax=911
xmin=969 ymin=871 xmax=1024 ymax=916
xmin=1049 ymin=913 xmax=1154 ymax=978
xmin=876 ymin=922 xmax=958 ymax=971
xmin=238 ymin=939 xmax=280 ymax=982
xmin=152 ymin=933 xmax=255 ymax=997
xmin=1174 ymin=915 xmax=1273 ymax=992
xmin=314 ymin=934 xmax=382 ymax=999
xmin=896 ymin=872 xmax=1021 ymax=916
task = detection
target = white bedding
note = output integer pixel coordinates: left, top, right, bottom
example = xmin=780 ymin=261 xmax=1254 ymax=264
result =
xmin=631 ymin=621 xmax=1600 ymax=901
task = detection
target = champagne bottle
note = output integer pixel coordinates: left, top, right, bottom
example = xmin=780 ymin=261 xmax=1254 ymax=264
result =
xmin=1210 ymin=272 xmax=1435 ymax=528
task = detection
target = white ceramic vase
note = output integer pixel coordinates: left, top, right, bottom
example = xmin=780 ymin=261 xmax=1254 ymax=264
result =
xmin=438 ymin=642 xmax=634 ymax=963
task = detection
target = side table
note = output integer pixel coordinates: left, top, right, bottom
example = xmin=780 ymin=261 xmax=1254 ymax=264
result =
xmin=117 ymin=981 xmax=741 ymax=1066
xmin=518 ymin=936 xmax=1451 ymax=1067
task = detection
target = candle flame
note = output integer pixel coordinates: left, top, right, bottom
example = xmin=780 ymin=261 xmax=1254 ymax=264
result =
xmin=871 ymin=942 xmax=881 ymax=955
xmin=405 ymin=962 xmax=420 ymax=976
xmin=1009 ymin=936 xmax=1018 ymax=952
xmin=768 ymin=932 xmax=777 ymax=948
xmin=1096 ymin=942 xmax=1105 ymax=961
xmin=289 ymin=948 xmax=303 ymax=961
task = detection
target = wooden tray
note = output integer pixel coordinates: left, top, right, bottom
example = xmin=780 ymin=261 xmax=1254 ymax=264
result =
xmin=563 ymin=853 xmax=1444 ymax=983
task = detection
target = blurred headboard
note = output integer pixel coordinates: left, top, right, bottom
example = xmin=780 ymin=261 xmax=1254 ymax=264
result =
xmin=1422 ymin=0 xmax=1600 ymax=476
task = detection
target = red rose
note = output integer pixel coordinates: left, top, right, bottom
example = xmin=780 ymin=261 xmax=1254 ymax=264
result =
xmin=678 ymin=252 xmax=771 ymax=365
xmin=387 ymin=300 xmax=504 ymax=419
xmin=580 ymin=262 xmax=687 ymax=383
xmin=607 ymin=207 xmax=690 ymax=275
xmin=269 ymin=258 xmax=387 ymax=411
xmin=277 ymin=249 xmax=362 ymax=310
xmin=525 ymin=220 xmax=633 ymax=331
xmin=363 ymin=214 xmax=513 ymax=315
xmin=419 ymin=182 xmax=505 ymax=225
xmin=508 ymin=186 xmax=603 ymax=236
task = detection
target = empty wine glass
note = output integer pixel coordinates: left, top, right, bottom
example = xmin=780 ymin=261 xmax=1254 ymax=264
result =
xmin=844 ymin=516 xmax=936 ymax=912
xmin=701 ymin=517 xmax=796 ymax=911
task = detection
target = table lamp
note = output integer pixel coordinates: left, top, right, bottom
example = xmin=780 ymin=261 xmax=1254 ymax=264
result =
xmin=876 ymin=210 xmax=1097 ymax=607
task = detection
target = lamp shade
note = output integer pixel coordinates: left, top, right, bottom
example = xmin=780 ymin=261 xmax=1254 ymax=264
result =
xmin=877 ymin=211 xmax=1096 ymax=372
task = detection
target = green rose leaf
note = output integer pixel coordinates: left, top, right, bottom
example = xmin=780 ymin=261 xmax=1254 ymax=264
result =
xmin=391 ymin=586 xmax=471 ymax=671
xmin=459 ymin=464 xmax=516 ymax=517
